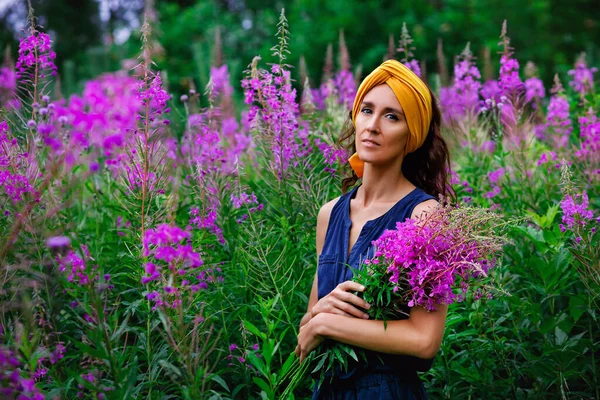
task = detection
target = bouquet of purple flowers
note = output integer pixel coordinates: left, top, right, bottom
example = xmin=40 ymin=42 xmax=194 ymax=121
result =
xmin=304 ymin=203 xmax=511 ymax=386
xmin=356 ymin=203 xmax=510 ymax=317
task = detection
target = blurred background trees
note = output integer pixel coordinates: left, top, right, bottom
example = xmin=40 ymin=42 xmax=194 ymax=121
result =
xmin=1 ymin=0 xmax=598 ymax=98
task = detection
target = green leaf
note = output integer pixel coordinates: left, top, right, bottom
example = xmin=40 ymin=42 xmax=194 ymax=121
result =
xmin=310 ymin=351 xmax=327 ymax=374
xmin=262 ymin=339 xmax=274 ymax=365
xmin=343 ymin=346 xmax=358 ymax=362
xmin=158 ymin=359 xmax=182 ymax=377
xmin=248 ymin=352 xmax=268 ymax=378
xmin=445 ymin=313 xmax=467 ymax=327
xmin=447 ymin=329 xmax=477 ymax=340
xmin=110 ymin=314 xmax=130 ymax=341
xmin=252 ymin=377 xmax=274 ymax=399
xmin=211 ymin=375 xmax=230 ymax=393
xmin=332 ymin=346 xmax=346 ymax=368
xmin=542 ymin=229 xmax=556 ymax=246
xmin=278 ymin=352 xmax=298 ymax=380
xmin=569 ymin=295 xmax=587 ymax=322
xmin=554 ymin=326 xmax=567 ymax=346
xmin=68 ymin=336 xmax=106 ymax=360
xmin=232 ymin=384 xmax=245 ymax=397
xmin=244 ymin=320 xmax=266 ymax=340
xmin=124 ymin=355 xmax=138 ymax=394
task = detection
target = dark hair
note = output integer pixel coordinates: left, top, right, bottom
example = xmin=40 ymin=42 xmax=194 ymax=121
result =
xmin=338 ymin=89 xmax=454 ymax=200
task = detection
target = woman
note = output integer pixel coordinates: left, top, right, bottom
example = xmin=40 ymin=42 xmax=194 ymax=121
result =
xmin=296 ymin=59 xmax=452 ymax=399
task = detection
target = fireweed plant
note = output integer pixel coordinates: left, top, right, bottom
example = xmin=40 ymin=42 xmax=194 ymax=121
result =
xmin=0 ymin=7 xmax=599 ymax=400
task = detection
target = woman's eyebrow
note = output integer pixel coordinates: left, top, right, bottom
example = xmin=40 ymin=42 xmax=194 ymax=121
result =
xmin=361 ymin=101 xmax=404 ymax=116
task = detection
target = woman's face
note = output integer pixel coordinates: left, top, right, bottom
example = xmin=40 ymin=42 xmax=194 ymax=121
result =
xmin=354 ymin=84 xmax=409 ymax=170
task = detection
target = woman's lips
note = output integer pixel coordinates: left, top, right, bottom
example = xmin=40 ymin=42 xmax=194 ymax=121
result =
xmin=362 ymin=139 xmax=380 ymax=147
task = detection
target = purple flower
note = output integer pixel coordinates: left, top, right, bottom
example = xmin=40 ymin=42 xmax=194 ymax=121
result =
xmin=440 ymin=53 xmax=482 ymax=123
xmin=524 ymin=77 xmax=545 ymax=103
xmin=0 ymin=169 xmax=37 ymax=203
xmin=480 ymin=80 xmax=501 ymax=104
xmin=0 ymin=346 xmax=45 ymax=398
xmin=15 ymin=30 xmax=57 ymax=80
xmin=483 ymin=186 xmax=502 ymax=199
xmin=574 ymin=111 xmax=600 ymax=176
xmin=241 ymin=62 xmax=302 ymax=179
xmin=189 ymin=207 xmax=225 ymax=244
xmin=488 ymin=168 xmax=505 ymax=185
xmin=498 ymin=55 xmax=524 ymax=98
xmin=0 ymin=67 xmax=16 ymax=92
xmin=142 ymin=262 xmax=161 ymax=284
xmin=315 ymin=139 xmax=349 ymax=176
xmin=403 ymin=60 xmax=421 ymax=78
xmin=50 ymin=342 xmax=66 ymax=364
xmin=362 ymin=205 xmax=503 ymax=311
xmin=560 ymin=191 xmax=595 ymax=232
xmin=331 ymin=69 xmax=357 ymax=109
xmin=46 ymin=236 xmax=71 ymax=249
xmin=56 ymin=245 xmax=100 ymax=287
xmin=210 ymin=64 xmax=234 ymax=99
xmin=137 ymin=73 xmax=171 ymax=117
xmin=568 ymin=56 xmax=597 ymax=95
xmin=479 ymin=140 xmax=495 ymax=153
xmin=231 ymin=192 xmax=259 ymax=209
xmin=545 ymin=94 xmax=572 ymax=148
xmin=537 ymin=151 xmax=557 ymax=167
xmin=142 ymin=223 xmax=220 ymax=309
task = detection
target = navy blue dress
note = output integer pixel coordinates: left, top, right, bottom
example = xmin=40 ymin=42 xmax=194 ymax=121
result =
xmin=313 ymin=185 xmax=435 ymax=400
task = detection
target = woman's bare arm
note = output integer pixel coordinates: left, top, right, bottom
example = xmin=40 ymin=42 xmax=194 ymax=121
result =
xmin=299 ymin=197 xmax=338 ymax=328
xmin=303 ymin=304 xmax=447 ymax=361
xmin=297 ymin=197 xmax=448 ymax=362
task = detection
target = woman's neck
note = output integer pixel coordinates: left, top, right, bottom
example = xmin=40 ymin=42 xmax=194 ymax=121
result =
xmin=356 ymin=168 xmax=415 ymax=208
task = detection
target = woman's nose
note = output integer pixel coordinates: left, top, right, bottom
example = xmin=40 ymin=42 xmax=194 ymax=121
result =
xmin=366 ymin=116 xmax=380 ymax=133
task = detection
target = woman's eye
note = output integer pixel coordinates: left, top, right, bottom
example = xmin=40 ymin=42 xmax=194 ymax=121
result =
xmin=386 ymin=113 xmax=399 ymax=121
xmin=361 ymin=108 xmax=372 ymax=114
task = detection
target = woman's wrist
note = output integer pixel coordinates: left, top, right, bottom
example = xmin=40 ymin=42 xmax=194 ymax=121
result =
xmin=310 ymin=312 xmax=329 ymax=337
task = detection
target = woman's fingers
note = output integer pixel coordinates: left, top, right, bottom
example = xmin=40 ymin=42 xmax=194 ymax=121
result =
xmin=321 ymin=296 xmax=367 ymax=318
xmin=335 ymin=290 xmax=371 ymax=310
xmin=337 ymin=280 xmax=366 ymax=293
xmin=330 ymin=306 xmax=355 ymax=318
xmin=333 ymin=282 xmax=371 ymax=310
xmin=335 ymin=299 xmax=369 ymax=318
xmin=311 ymin=281 xmax=372 ymax=320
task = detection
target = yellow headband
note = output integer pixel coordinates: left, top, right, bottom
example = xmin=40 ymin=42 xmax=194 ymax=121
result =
xmin=348 ymin=59 xmax=432 ymax=178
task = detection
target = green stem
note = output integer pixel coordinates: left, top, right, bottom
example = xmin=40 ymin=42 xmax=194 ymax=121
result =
xmin=589 ymin=305 xmax=599 ymax=399
xmin=146 ymin=303 xmax=153 ymax=398
xmin=93 ymin=288 xmax=121 ymax=391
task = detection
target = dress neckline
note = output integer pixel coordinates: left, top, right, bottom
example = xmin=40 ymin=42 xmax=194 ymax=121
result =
xmin=345 ymin=184 xmax=419 ymax=260
xmin=347 ymin=184 xmax=419 ymax=227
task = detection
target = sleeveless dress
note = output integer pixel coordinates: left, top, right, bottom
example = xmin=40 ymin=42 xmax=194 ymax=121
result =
xmin=313 ymin=184 xmax=436 ymax=400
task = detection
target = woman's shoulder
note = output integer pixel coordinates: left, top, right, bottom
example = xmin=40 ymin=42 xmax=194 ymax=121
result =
xmin=316 ymin=196 xmax=342 ymax=254
xmin=317 ymin=196 xmax=341 ymax=227
xmin=410 ymin=198 xmax=439 ymax=221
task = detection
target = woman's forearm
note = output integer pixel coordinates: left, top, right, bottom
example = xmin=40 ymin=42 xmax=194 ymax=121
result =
xmin=312 ymin=308 xmax=446 ymax=359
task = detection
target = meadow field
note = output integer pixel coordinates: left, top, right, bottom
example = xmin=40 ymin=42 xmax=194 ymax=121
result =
xmin=0 ymin=8 xmax=599 ymax=400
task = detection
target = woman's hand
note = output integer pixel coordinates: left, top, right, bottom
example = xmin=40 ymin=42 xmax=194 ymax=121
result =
xmin=310 ymin=280 xmax=371 ymax=319
xmin=295 ymin=313 xmax=326 ymax=363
